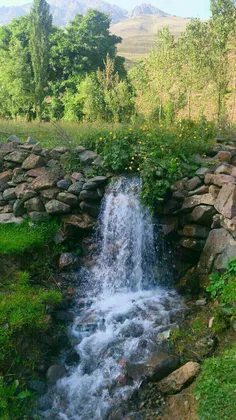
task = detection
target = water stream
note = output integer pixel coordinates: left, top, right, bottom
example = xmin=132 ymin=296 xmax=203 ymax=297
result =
xmin=42 ymin=177 xmax=183 ymax=420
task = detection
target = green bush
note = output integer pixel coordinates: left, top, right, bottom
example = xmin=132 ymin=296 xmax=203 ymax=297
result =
xmin=194 ymin=345 xmax=236 ymax=420
xmin=0 ymin=219 xmax=60 ymax=254
xmin=207 ymin=258 xmax=236 ymax=317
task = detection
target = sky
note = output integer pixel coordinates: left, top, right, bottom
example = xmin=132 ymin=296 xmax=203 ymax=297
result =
xmin=0 ymin=0 xmax=212 ymax=19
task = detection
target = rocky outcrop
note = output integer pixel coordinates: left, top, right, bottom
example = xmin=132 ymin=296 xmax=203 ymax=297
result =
xmin=160 ymin=140 xmax=236 ymax=284
xmin=0 ymin=135 xmax=108 ymax=226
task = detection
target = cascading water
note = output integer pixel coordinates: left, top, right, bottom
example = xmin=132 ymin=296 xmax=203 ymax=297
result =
xmin=42 ymin=177 xmax=183 ymax=420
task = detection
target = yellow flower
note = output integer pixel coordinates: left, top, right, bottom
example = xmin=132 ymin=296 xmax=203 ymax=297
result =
xmin=113 ymin=136 xmax=116 ymax=140
xmin=194 ymin=136 xmax=196 ymax=139
xmin=179 ymin=134 xmax=182 ymax=137
xmin=129 ymin=166 xmax=132 ymax=170
xmin=137 ymin=168 xmax=140 ymax=171
xmin=138 ymin=141 xmax=142 ymax=144
xmin=99 ymin=137 xmax=103 ymax=141
xmin=143 ymin=156 xmax=147 ymax=160
xmin=129 ymin=128 xmax=132 ymax=131
xmin=109 ymin=132 xmax=113 ymax=135
xmin=131 ymin=157 xmax=134 ymax=160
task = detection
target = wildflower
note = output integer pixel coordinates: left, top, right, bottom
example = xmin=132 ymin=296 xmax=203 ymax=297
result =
xmin=205 ymin=128 xmax=208 ymax=131
xmin=129 ymin=128 xmax=132 ymax=131
xmin=137 ymin=168 xmax=140 ymax=171
xmin=109 ymin=132 xmax=113 ymax=135
xmin=113 ymin=136 xmax=116 ymax=140
xmin=179 ymin=134 xmax=182 ymax=137
xmin=131 ymin=157 xmax=134 ymax=160
xmin=138 ymin=141 xmax=142 ymax=144
xmin=143 ymin=156 xmax=147 ymax=160
xmin=129 ymin=167 xmax=132 ymax=170
xmin=99 ymin=137 xmax=103 ymax=141
xmin=194 ymin=136 xmax=196 ymax=139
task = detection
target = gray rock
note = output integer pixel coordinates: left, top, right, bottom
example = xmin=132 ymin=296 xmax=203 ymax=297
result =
xmin=157 ymin=362 xmax=200 ymax=394
xmin=7 ymin=135 xmax=22 ymax=144
xmin=80 ymin=201 xmax=100 ymax=217
xmin=57 ymin=179 xmax=72 ymax=190
xmin=0 ymin=170 xmax=12 ymax=191
xmin=24 ymin=197 xmax=45 ymax=213
xmin=26 ymin=136 xmax=36 ymax=145
xmin=209 ymin=185 xmax=220 ymax=199
xmin=83 ymin=176 xmax=107 ymax=190
xmin=196 ymin=298 xmax=207 ymax=306
xmin=78 ymin=150 xmax=98 ymax=165
xmin=79 ymin=189 xmax=101 ymax=201
xmin=189 ymin=205 xmax=216 ymax=226
xmin=31 ymin=170 xmax=63 ymax=191
xmin=0 ymin=213 xmax=23 ymax=224
xmin=185 ymin=176 xmax=201 ymax=192
xmin=54 ymin=311 xmax=74 ymax=321
xmin=215 ymin=184 xmax=236 ymax=219
xmin=32 ymin=142 xmax=42 ymax=153
xmin=45 ymin=199 xmax=71 ymax=214
xmin=59 ymin=252 xmax=79 ymax=269
xmin=22 ymin=154 xmax=45 ymax=170
xmin=182 ymin=194 xmax=215 ymax=211
xmin=71 ymin=172 xmax=84 ymax=181
xmin=68 ymin=181 xmax=84 ymax=195
xmin=4 ymin=150 xmax=28 ymax=164
xmin=205 ymin=173 xmax=236 ymax=187
xmin=13 ymin=199 xmax=25 ymax=217
xmin=29 ymin=212 xmax=50 ymax=222
xmin=126 ymin=352 xmax=180 ymax=382
xmin=215 ymin=163 xmax=232 ymax=175
xmin=188 ymin=185 xmax=209 ymax=196
xmin=40 ymin=188 xmax=60 ymax=200
xmin=57 ymin=192 xmax=79 ymax=207
xmin=3 ymin=188 xmax=16 ymax=201
xmin=46 ymin=365 xmax=67 ymax=385
xmin=195 ymin=167 xmax=211 ymax=177
xmin=180 ymin=237 xmax=206 ymax=252
xmin=28 ymin=380 xmax=46 ymax=395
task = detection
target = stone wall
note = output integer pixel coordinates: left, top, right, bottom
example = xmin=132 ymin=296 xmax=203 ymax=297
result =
xmin=0 ymin=135 xmax=108 ymax=227
xmin=158 ymin=141 xmax=236 ymax=286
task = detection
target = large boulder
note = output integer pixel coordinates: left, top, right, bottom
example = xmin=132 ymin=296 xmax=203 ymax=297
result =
xmin=57 ymin=192 xmax=78 ymax=207
xmin=31 ymin=170 xmax=63 ymax=191
xmin=126 ymin=352 xmax=180 ymax=382
xmin=157 ymin=362 xmax=200 ymax=394
xmin=197 ymin=228 xmax=236 ymax=273
xmin=78 ymin=150 xmax=98 ymax=166
xmin=182 ymin=194 xmax=215 ymax=211
xmin=22 ymin=154 xmax=45 ymax=170
xmin=214 ymin=184 xmax=236 ymax=219
xmin=3 ymin=188 xmax=16 ymax=201
xmin=79 ymin=189 xmax=102 ymax=201
xmin=45 ymin=199 xmax=71 ymax=214
xmin=189 ymin=205 xmax=216 ymax=226
xmin=0 ymin=213 xmax=23 ymax=224
xmin=24 ymin=197 xmax=45 ymax=213
xmin=4 ymin=150 xmax=28 ymax=164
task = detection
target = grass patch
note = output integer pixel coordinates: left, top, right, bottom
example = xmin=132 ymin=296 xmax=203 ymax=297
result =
xmin=194 ymin=345 xmax=236 ymax=420
xmin=0 ymin=219 xmax=60 ymax=254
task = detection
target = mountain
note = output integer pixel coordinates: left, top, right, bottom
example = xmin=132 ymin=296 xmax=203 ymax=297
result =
xmin=0 ymin=1 xmax=170 ymax=26
xmin=111 ymin=14 xmax=190 ymax=65
xmin=0 ymin=1 xmax=190 ymax=65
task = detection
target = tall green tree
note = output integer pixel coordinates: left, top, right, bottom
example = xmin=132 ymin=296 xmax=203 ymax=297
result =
xmin=29 ymin=0 xmax=52 ymax=120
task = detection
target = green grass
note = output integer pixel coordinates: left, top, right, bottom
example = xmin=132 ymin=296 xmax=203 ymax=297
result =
xmin=0 ymin=219 xmax=60 ymax=254
xmin=194 ymin=345 xmax=236 ymax=420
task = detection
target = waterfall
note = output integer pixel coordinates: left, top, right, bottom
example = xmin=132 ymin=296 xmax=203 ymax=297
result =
xmin=42 ymin=177 xmax=183 ymax=420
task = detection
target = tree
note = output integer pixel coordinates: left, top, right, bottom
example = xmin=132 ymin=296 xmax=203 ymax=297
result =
xmin=209 ymin=0 xmax=236 ymax=121
xmin=29 ymin=0 xmax=52 ymax=120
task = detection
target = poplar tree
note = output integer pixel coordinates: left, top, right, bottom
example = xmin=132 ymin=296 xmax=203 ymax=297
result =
xmin=29 ymin=0 xmax=52 ymax=120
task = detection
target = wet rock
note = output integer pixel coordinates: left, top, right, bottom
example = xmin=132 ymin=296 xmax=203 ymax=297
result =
xmin=54 ymin=311 xmax=74 ymax=322
xmin=46 ymin=365 xmax=67 ymax=385
xmin=24 ymin=197 xmax=45 ymax=212
xmin=79 ymin=189 xmax=102 ymax=201
xmin=4 ymin=150 xmax=28 ymax=164
xmin=57 ymin=192 xmax=79 ymax=207
xmin=160 ymin=216 xmax=179 ymax=235
xmin=205 ymin=173 xmax=236 ymax=187
xmin=68 ymin=181 xmax=84 ymax=195
xmin=59 ymin=253 xmax=79 ymax=270
xmin=80 ymin=201 xmax=100 ymax=217
xmin=61 ymin=213 xmax=95 ymax=231
xmin=157 ymin=362 xmax=200 ymax=394
xmin=120 ymin=322 xmax=144 ymax=338
xmin=22 ymin=154 xmax=45 ymax=170
xmin=57 ymin=179 xmax=72 ymax=190
xmin=163 ymin=199 xmax=179 ymax=215
xmin=182 ymin=225 xmax=210 ymax=239
xmin=82 ymin=176 xmax=108 ymax=190
xmin=214 ymin=184 xmax=236 ymax=219
xmin=185 ymin=177 xmax=201 ymax=192
xmin=126 ymin=352 xmax=180 ymax=382
xmin=28 ymin=380 xmax=46 ymax=395
xmin=189 ymin=205 xmax=216 ymax=226
xmin=65 ymin=348 xmax=81 ymax=365
xmin=45 ymin=199 xmax=71 ymax=214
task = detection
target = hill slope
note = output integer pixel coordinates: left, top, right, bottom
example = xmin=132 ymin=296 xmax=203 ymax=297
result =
xmin=111 ymin=14 xmax=190 ymax=64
